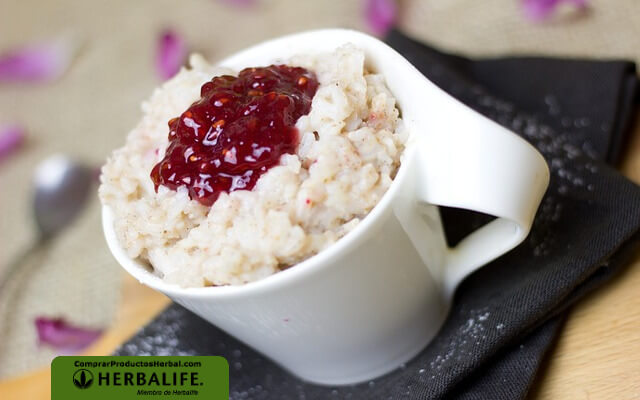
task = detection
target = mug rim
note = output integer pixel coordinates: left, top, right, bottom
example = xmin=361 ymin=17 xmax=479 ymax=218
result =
xmin=102 ymin=28 xmax=539 ymax=300
xmin=103 ymin=28 xmax=430 ymax=300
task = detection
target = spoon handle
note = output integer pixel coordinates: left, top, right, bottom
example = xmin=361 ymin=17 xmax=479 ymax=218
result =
xmin=0 ymin=238 xmax=47 ymax=296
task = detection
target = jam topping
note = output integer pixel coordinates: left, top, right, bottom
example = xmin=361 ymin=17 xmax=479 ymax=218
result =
xmin=150 ymin=65 xmax=318 ymax=206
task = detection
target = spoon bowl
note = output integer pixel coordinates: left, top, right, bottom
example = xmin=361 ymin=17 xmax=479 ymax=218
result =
xmin=33 ymin=154 xmax=93 ymax=239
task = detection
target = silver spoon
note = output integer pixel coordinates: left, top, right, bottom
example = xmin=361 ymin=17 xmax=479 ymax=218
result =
xmin=32 ymin=154 xmax=94 ymax=239
xmin=0 ymin=154 xmax=94 ymax=292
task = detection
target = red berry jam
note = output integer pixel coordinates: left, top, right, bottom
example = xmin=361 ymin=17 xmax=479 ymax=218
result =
xmin=150 ymin=65 xmax=319 ymax=206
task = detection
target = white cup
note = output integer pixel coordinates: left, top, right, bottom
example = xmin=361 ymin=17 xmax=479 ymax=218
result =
xmin=103 ymin=29 xmax=549 ymax=386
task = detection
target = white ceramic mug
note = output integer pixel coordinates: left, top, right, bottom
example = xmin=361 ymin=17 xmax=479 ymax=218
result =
xmin=103 ymin=29 xmax=549 ymax=386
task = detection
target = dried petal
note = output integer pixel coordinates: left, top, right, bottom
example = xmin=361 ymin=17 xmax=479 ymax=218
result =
xmin=155 ymin=29 xmax=187 ymax=80
xmin=522 ymin=0 xmax=587 ymax=21
xmin=0 ymin=39 xmax=73 ymax=83
xmin=0 ymin=124 xmax=26 ymax=161
xmin=35 ymin=317 xmax=103 ymax=354
xmin=364 ymin=0 xmax=397 ymax=36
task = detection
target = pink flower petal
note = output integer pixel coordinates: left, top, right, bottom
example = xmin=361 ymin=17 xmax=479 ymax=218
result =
xmin=35 ymin=317 xmax=103 ymax=354
xmin=0 ymin=124 xmax=26 ymax=161
xmin=522 ymin=0 xmax=587 ymax=21
xmin=0 ymin=39 xmax=73 ymax=83
xmin=365 ymin=0 xmax=397 ymax=36
xmin=155 ymin=29 xmax=187 ymax=80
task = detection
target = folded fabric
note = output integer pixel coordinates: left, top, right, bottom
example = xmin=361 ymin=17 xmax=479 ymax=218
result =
xmin=115 ymin=30 xmax=640 ymax=400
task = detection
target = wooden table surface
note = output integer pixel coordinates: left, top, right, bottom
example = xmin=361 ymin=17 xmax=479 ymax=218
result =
xmin=1 ymin=119 xmax=639 ymax=399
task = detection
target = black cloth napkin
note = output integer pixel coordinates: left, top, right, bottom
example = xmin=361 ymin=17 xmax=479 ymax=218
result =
xmin=115 ymin=30 xmax=640 ymax=399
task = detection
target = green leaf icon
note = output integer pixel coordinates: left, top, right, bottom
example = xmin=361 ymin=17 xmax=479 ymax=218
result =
xmin=73 ymin=369 xmax=93 ymax=389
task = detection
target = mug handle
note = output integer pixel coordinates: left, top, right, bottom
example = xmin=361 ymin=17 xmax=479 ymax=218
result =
xmin=412 ymin=99 xmax=549 ymax=298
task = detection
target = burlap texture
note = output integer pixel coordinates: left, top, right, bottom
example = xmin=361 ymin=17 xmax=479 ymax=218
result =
xmin=0 ymin=0 xmax=637 ymax=379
